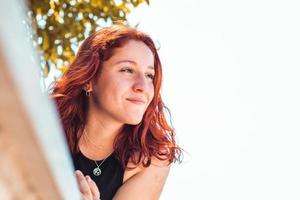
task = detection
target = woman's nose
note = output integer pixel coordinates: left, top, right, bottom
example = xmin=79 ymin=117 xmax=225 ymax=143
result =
xmin=132 ymin=74 xmax=147 ymax=93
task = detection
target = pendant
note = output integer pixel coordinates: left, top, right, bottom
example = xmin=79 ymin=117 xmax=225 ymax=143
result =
xmin=93 ymin=167 xmax=102 ymax=176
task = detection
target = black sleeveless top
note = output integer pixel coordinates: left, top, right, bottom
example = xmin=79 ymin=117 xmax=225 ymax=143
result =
xmin=73 ymin=151 xmax=124 ymax=200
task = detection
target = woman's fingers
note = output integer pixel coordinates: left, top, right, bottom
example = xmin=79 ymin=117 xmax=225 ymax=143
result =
xmin=85 ymin=175 xmax=100 ymax=200
xmin=75 ymin=170 xmax=93 ymax=199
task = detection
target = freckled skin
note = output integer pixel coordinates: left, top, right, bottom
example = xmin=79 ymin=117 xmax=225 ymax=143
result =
xmin=90 ymin=40 xmax=155 ymax=125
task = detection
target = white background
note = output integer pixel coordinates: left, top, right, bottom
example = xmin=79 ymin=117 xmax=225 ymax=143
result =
xmin=128 ymin=0 xmax=300 ymax=199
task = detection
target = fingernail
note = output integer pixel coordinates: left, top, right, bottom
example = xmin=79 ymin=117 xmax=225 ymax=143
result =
xmin=75 ymin=170 xmax=82 ymax=176
xmin=86 ymin=176 xmax=92 ymax=182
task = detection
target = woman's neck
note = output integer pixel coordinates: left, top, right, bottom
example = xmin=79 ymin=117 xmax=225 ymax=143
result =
xmin=79 ymin=110 xmax=124 ymax=159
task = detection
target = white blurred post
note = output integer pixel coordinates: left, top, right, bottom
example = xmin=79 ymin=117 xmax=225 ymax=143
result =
xmin=0 ymin=0 xmax=81 ymax=199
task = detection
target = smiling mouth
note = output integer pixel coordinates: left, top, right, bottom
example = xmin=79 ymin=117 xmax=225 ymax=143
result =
xmin=126 ymin=98 xmax=145 ymax=105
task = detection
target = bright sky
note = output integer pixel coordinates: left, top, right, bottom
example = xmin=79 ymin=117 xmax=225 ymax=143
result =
xmin=128 ymin=0 xmax=300 ymax=199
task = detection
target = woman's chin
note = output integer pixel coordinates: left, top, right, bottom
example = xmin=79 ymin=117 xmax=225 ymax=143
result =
xmin=125 ymin=117 xmax=143 ymax=125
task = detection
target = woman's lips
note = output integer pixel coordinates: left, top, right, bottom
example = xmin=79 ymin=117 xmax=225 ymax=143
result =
xmin=126 ymin=97 xmax=145 ymax=105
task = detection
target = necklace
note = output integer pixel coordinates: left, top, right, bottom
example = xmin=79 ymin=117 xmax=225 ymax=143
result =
xmin=83 ymin=129 xmax=103 ymax=150
xmin=82 ymin=128 xmax=111 ymax=176
xmin=92 ymin=155 xmax=110 ymax=176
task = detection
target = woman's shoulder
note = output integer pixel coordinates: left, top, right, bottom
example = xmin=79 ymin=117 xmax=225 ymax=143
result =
xmin=123 ymin=152 xmax=171 ymax=183
xmin=116 ymin=153 xmax=171 ymax=199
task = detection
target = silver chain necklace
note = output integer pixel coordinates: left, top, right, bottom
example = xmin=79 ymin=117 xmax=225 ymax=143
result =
xmin=92 ymin=156 xmax=110 ymax=176
xmin=83 ymin=129 xmax=103 ymax=150
xmin=82 ymin=130 xmax=111 ymax=176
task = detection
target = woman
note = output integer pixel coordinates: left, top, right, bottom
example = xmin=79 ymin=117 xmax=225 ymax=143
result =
xmin=51 ymin=24 xmax=181 ymax=200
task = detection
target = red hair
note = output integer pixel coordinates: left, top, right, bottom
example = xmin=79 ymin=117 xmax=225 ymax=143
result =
xmin=50 ymin=25 xmax=182 ymax=168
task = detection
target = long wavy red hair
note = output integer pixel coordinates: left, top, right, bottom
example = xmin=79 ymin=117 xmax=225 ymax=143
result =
xmin=50 ymin=25 xmax=181 ymax=169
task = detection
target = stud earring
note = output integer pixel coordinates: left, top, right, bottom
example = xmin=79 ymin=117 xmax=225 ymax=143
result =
xmin=85 ymin=90 xmax=91 ymax=97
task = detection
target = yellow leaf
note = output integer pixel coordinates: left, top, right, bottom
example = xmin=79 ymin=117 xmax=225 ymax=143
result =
xmin=103 ymin=6 xmax=108 ymax=12
xmin=50 ymin=0 xmax=55 ymax=10
xmin=42 ymin=31 xmax=49 ymax=50
xmin=91 ymin=0 xmax=101 ymax=7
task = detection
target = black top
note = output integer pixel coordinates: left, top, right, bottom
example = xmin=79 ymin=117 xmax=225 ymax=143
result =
xmin=73 ymin=151 xmax=124 ymax=200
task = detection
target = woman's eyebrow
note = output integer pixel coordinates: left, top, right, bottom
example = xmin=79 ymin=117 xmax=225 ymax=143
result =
xmin=148 ymin=65 xmax=155 ymax=70
xmin=113 ymin=59 xmax=136 ymax=66
xmin=113 ymin=59 xmax=154 ymax=70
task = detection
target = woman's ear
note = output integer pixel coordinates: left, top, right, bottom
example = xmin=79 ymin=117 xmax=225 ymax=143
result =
xmin=84 ymin=81 xmax=93 ymax=92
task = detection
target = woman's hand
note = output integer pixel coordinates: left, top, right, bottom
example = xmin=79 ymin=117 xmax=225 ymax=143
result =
xmin=75 ymin=170 xmax=101 ymax=200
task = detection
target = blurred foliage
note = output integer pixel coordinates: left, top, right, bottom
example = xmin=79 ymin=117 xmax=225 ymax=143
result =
xmin=26 ymin=0 xmax=149 ymax=78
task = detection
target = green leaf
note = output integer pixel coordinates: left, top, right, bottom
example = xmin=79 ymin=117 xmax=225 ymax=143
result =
xmin=27 ymin=0 xmax=150 ymax=77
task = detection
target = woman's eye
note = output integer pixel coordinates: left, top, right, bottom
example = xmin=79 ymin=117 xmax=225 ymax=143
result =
xmin=120 ymin=67 xmax=133 ymax=73
xmin=146 ymin=73 xmax=155 ymax=80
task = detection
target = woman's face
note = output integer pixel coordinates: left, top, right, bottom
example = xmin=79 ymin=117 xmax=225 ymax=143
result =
xmin=90 ymin=40 xmax=155 ymax=125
